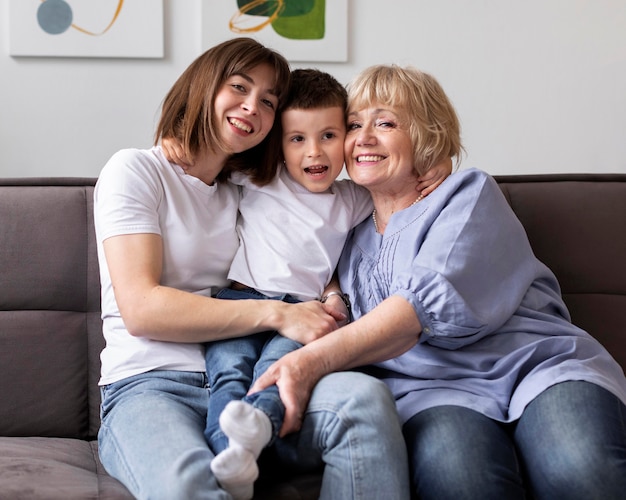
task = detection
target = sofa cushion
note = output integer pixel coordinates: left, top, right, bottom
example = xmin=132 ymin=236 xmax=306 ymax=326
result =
xmin=0 ymin=311 xmax=88 ymax=437
xmin=0 ymin=185 xmax=97 ymax=312
xmin=0 ymin=437 xmax=132 ymax=499
xmin=0 ymin=180 xmax=103 ymax=439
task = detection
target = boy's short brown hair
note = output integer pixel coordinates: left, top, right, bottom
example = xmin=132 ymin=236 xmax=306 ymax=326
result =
xmin=284 ymin=69 xmax=347 ymax=112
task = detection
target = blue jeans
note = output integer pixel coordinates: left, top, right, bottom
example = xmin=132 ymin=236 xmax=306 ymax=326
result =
xmin=205 ymin=287 xmax=303 ymax=453
xmin=98 ymin=371 xmax=224 ymax=499
xmin=99 ymin=371 xmax=410 ymax=499
xmin=403 ymin=381 xmax=626 ymax=500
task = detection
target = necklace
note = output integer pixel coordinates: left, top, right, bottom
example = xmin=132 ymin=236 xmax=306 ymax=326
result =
xmin=372 ymin=194 xmax=423 ymax=233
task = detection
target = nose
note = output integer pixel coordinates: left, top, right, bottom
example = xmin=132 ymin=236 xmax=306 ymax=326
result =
xmin=307 ymin=140 xmax=321 ymax=157
xmin=241 ymin=95 xmax=258 ymax=115
xmin=355 ymin=125 xmax=375 ymax=146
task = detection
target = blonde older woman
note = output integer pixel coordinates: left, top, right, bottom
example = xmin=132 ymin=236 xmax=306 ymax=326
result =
xmin=252 ymin=65 xmax=626 ymax=499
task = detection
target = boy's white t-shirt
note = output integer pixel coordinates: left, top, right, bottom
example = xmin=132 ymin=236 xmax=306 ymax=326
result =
xmin=95 ymin=147 xmax=240 ymax=385
xmin=228 ymin=165 xmax=373 ymax=301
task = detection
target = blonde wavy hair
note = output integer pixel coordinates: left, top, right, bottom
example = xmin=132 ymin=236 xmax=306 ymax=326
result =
xmin=347 ymin=64 xmax=464 ymax=175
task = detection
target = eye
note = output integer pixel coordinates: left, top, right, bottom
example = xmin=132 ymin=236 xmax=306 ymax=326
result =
xmin=347 ymin=122 xmax=361 ymax=132
xmin=289 ymin=135 xmax=304 ymax=143
xmin=377 ymin=120 xmax=396 ymax=129
xmin=261 ymin=98 xmax=276 ymax=110
xmin=322 ymin=132 xmax=336 ymax=140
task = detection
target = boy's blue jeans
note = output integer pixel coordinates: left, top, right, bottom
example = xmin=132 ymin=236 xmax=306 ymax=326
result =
xmin=205 ymin=286 xmax=302 ymax=453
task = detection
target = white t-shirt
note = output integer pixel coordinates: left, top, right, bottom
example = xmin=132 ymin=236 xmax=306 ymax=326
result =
xmin=228 ymin=166 xmax=373 ymax=301
xmin=95 ymin=147 xmax=240 ymax=385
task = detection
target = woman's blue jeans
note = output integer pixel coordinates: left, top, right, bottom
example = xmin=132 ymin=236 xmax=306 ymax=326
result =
xmin=403 ymin=381 xmax=626 ymax=500
xmin=99 ymin=372 xmax=410 ymax=499
xmin=205 ymin=286 xmax=303 ymax=453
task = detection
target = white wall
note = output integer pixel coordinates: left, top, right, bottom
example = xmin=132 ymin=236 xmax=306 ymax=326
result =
xmin=1 ymin=0 xmax=625 ymax=178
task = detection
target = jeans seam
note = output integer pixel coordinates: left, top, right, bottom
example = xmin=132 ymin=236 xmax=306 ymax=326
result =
xmin=100 ymin=420 xmax=140 ymax=496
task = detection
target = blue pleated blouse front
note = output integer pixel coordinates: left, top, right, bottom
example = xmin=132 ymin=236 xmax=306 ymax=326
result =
xmin=338 ymin=168 xmax=626 ymax=424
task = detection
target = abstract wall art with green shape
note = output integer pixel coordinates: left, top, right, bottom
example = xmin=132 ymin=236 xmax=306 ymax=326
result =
xmin=201 ymin=0 xmax=347 ymax=62
xmin=230 ymin=0 xmax=325 ymax=40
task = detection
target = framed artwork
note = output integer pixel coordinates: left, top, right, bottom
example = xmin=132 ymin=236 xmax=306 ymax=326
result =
xmin=8 ymin=0 xmax=163 ymax=58
xmin=201 ymin=0 xmax=348 ymax=62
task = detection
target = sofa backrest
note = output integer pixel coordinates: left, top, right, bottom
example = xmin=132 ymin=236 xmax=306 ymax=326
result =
xmin=495 ymin=174 xmax=626 ymax=369
xmin=0 ymin=174 xmax=624 ymax=441
xmin=0 ymin=178 xmax=102 ymax=439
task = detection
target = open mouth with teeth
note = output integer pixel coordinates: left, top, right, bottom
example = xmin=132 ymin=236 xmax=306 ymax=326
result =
xmin=304 ymin=166 xmax=329 ymax=175
xmin=228 ymin=117 xmax=253 ymax=134
xmin=356 ymin=155 xmax=386 ymax=162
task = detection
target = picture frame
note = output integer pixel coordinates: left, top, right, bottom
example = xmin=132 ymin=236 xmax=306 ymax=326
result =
xmin=201 ymin=0 xmax=348 ymax=62
xmin=8 ymin=0 xmax=164 ymax=58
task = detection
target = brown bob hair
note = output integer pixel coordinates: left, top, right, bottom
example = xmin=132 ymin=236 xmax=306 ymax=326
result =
xmin=155 ymin=37 xmax=291 ymax=184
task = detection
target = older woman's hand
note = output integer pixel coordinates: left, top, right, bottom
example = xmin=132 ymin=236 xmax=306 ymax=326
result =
xmin=248 ymin=348 xmax=326 ymax=436
xmin=161 ymin=136 xmax=194 ymax=170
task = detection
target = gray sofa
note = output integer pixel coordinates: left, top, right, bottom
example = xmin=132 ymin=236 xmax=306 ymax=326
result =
xmin=1 ymin=173 xmax=625 ymax=499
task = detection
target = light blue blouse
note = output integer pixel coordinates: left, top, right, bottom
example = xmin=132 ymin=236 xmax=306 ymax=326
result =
xmin=338 ymin=168 xmax=626 ymax=424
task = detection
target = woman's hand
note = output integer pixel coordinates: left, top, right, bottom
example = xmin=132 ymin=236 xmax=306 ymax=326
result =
xmin=321 ymin=293 xmax=350 ymax=328
xmin=249 ymin=348 xmax=326 ymax=436
xmin=161 ymin=136 xmax=194 ymax=170
xmin=417 ymin=157 xmax=453 ymax=197
xmin=276 ymin=300 xmax=346 ymax=345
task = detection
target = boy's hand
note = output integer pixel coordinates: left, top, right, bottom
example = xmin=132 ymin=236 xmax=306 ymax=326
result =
xmin=161 ymin=137 xmax=194 ymax=170
xmin=417 ymin=157 xmax=453 ymax=197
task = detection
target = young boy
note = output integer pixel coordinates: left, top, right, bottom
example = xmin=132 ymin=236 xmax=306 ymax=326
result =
xmin=165 ymin=69 xmax=450 ymax=499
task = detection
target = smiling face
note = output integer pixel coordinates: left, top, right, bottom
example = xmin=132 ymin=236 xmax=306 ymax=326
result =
xmin=213 ymin=63 xmax=280 ymax=155
xmin=344 ymin=103 xmax=417 ymax=196
xmin=281 ymin=105 xmax=346 ymax=193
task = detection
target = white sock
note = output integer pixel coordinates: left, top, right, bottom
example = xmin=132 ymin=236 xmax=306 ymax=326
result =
xmin=210 ymin=446 xmax=258 ymax=500
xmin=219 ymin=400 xmax=273 ymax=459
